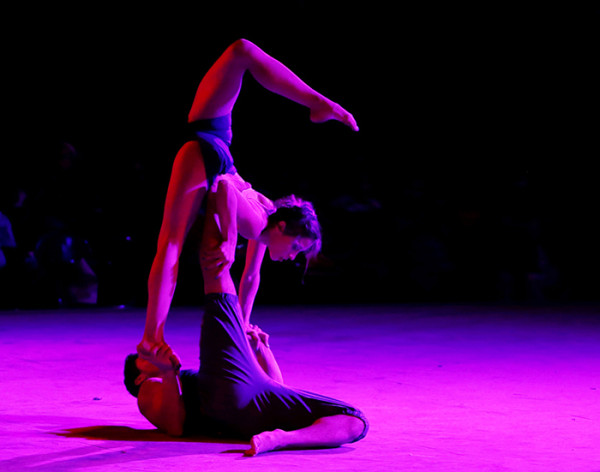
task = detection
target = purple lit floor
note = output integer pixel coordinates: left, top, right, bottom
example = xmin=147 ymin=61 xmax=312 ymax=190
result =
xmin=0 ymin=303 xmax=599 ymax=471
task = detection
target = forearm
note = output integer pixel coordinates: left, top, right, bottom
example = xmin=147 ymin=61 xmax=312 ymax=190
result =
xmin=141 ymin=317 xmax=165 ymax=345
xmin=143 ymin=247 xmax=180 ymax=345
xmin=254 ymin=343 xmax=284 ymax=384
xmin=239 ymin=272 xmax=260 ymax=326
xmin=240 ymin=239 xmax=266 ymax=325
xmin=142 ymin=298 xmax=168 ymax=345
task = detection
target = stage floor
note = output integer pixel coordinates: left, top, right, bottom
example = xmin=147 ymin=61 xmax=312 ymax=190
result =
xmin=0 ymin=303 xmax=598 ymax=471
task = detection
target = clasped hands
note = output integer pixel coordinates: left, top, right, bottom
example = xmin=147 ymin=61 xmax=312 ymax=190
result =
xmin=137 ymin=324 xmax=270 ymax=372
xmin=246 ymin=323 xmax=270 ymax=352
xmin=137 ymin=338 xmax=182 ymax=374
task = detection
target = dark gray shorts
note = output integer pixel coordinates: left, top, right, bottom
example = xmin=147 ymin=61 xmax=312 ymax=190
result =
xmin=183 ymin=293 xmax=369 ymax=441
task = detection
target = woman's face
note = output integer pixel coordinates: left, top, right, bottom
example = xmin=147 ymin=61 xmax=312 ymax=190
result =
xmin=267 ymin=223 xmax=314 ymax=262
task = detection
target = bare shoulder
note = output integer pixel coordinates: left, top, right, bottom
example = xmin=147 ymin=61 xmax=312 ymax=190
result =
xmin=137 ymin=377 xmax=185 ymax=437
xmin=137 ymin=378 xmax=166 ymax=424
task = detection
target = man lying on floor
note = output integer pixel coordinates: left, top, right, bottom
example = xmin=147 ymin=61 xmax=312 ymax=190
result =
xmin=124 ymin=194 xmax=368 ymax=456
xmin=124 ymin=297 xmax=368 ymax=455
xmin=123 ymin=301 xmax=367 ymax=456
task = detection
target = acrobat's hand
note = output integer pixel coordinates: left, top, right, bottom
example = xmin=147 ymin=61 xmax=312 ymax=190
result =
xmin=309 ymin=96 xmax=359 ymax=132
xmin=137 ymin=339 xmax=182 ymax=374
xmin=247 ymin=324 xmax=270 ymax=351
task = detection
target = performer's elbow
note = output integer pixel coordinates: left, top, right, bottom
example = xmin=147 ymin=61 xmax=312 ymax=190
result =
xmin=242 ymin=271 xmax=260 ymax=286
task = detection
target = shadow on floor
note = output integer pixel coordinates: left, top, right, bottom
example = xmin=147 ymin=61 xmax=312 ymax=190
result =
xmin=53 ymin=425 xmax=247 ymax=445
xmin=52 ymin=425 xmax=357 ymax=456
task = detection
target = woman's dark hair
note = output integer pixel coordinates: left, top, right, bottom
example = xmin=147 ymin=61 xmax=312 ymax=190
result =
xmin=268 ymin=195 xmax=322 ymax=261
xmin=124 ymin=353 xmax=141 ymax=397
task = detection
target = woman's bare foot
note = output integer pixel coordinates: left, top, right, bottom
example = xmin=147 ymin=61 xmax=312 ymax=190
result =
xmin=309 ymin=97 xmax=359 ymax=131
xmin=244 ymin=429 xmax=285 ymax=456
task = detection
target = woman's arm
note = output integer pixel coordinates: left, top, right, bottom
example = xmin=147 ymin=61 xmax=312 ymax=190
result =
xmin=249 ymin=329 xmax=283 ymax=384
xmin=239 ymin=239 xmax=267 ymax=326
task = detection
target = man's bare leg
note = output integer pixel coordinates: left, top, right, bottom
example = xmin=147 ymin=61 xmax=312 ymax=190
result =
xmin=244 ymin=414 xmax=365 ymax=456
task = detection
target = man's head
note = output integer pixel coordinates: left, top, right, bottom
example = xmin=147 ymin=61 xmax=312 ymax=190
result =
xmin=124 ymin=353 xmax=142 ymax=397
xmin=124 ymin=350 xmax=179 ymax=397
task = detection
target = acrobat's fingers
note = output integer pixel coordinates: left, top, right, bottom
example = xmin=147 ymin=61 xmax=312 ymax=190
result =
xmin=170 ymin=351 xmax=182 ymax=374
xmin=248 ymin=324 xmax=270 ymax=349
xmin=258 ymin=330 xmax=270 ymax=348
xmin=159 ymin=347 xmax=182 ymax=374
xmin=137 ymin=340 xmax=160 ymax=360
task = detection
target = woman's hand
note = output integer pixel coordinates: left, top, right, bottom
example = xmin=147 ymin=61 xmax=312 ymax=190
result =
xmin=246 ymin=324 xmax=270 ymax=351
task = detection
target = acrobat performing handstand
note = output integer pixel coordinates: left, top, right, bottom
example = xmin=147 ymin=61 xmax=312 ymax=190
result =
xmin=125 ymin=38 xmax=367 ymax=456
xmin=124 ymin=169 xmax=368 ymax=455
xmin=138 ymin=38 xmax=358 ymax=369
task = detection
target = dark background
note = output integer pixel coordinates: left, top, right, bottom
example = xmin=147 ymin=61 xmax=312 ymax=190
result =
xmin=1 ymin=3 xmax=598 ymax=309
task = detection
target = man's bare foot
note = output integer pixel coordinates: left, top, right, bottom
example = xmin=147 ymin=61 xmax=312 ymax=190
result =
xmin=244 ymin=429 xmax=285 ymax=456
